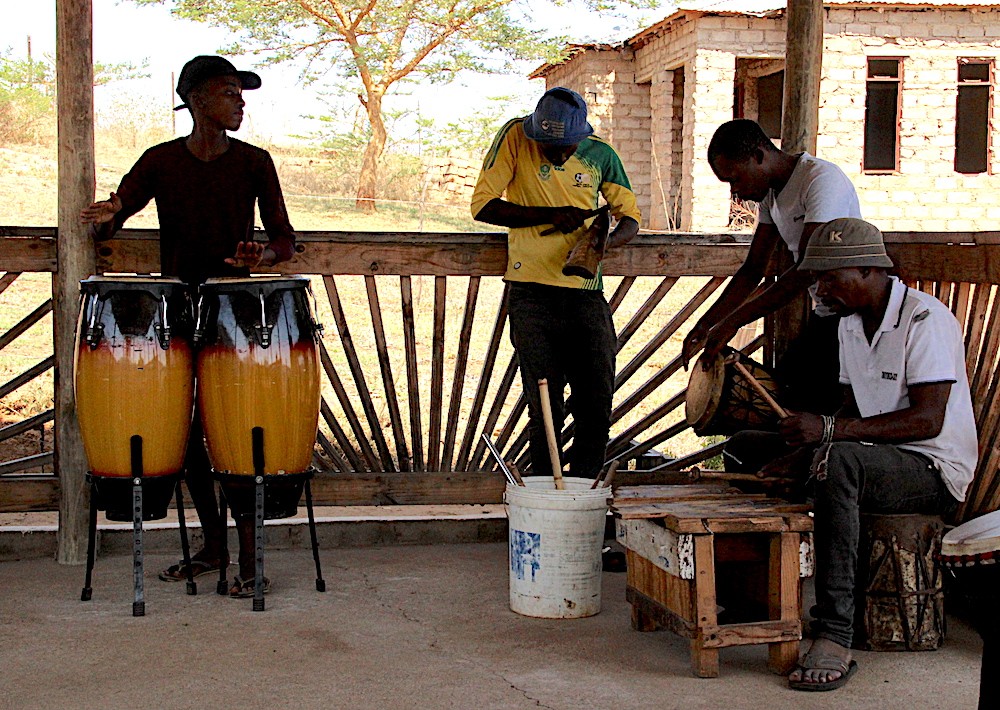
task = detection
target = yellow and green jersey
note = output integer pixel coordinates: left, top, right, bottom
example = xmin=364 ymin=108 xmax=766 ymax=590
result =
xmin=471 ymin=118 xmax=641 ymax=290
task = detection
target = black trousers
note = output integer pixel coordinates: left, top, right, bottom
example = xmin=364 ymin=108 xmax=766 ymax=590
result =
xmin=507 ymin=282 xmax=616 ymax=478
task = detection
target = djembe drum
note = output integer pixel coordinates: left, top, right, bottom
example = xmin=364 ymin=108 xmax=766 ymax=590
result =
xmin=685 ymin=348 xmax=780 ymax=436
xmin=939 ymin=510 xmax=1000 ymax=709
xmin=74 ymin=276 xmax=198 ymax=613
xmin=194 ymin=275 xmax=325 ymax=608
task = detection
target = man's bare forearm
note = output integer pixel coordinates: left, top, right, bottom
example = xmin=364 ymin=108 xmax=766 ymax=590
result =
xmin=716 ymin=265 xmax=814 ymax=332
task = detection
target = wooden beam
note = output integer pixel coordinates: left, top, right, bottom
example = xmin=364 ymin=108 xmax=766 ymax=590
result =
xmin=0 ymin=475 xmax=60 ymax=512
xmin=55 ymin=0 xmax=96 ymax=564
xmin=781 ymin=0 xmax=823 ymax=155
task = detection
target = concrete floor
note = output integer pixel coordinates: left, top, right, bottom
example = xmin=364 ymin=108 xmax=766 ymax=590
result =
xmin=0 ymin=536 xmax=983 ymax=710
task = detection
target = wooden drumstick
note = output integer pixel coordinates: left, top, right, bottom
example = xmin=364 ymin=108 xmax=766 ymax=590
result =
xmin=537 ymin=379 xmax=565 ymax=490
xmin=729 ymin=359 xmax=789 ymax=419
xmin=591 ymin=459 xmax=620 ymax=489
xmin=539 ymin=208 xmax=603 ymax=236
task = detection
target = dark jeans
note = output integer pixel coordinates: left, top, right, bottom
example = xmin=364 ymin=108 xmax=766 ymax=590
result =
xmin=507 ymin=282 xmax=616 ymax=478
xmin=724 ymin=432 xmax=956 ymax=648
xmin=811 ymin=442 xmax=956 ymax=647
xmin=775 ymin=312 xmax=842 ymax=416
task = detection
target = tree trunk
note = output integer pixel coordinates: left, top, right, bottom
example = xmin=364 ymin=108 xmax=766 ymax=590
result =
xmin=355 ymin=93 xmax=387 ymax=213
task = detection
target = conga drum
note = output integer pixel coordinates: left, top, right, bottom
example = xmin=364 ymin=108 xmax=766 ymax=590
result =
xmin=939 ymin=510 xmax=1000 ymax=709
xmin=194 ymin=276 xmax=321 ymax=518
xmin=685 ymin=348 xmax=780 ymax=436
xmin=74 ymin=276 xmax=195 ymax=520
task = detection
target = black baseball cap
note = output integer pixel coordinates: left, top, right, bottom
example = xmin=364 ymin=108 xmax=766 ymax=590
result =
xmin=173 ymin=55 xmax=261 ymax=111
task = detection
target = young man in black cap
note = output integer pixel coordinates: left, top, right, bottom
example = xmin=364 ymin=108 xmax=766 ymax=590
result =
xmin=471 ymin=87 xmax=641 ymax=480
xmin=81 ymin=55 xmax=296 ymax=597
xmin=759 ymin=218 xmax=975 ymax=690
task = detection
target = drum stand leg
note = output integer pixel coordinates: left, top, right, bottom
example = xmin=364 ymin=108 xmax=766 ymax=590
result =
xmin=252 ymin=426 xmax=266 ymax=612
xmin=80 ymin=476 xmax=99 ymax=602
xmin=175 ymin=478 xmax=197 ymax=596
xmin=304 ymin=477 xmax=326 ymax=593
xmin=217 ymin=488 xmax=229 ymax=596
xmin=130 ymin=436 xmax=145 ymax=618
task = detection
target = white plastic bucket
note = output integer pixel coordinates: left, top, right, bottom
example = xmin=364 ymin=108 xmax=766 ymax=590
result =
xmin=505 ymin=476 xmax=612 ymax=619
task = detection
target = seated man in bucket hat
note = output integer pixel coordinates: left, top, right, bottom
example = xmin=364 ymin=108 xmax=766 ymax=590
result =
xmin=745 ymin=218 xmax=977 ymax=690
xmin=470 ymin=87 xmax=640 ymax=481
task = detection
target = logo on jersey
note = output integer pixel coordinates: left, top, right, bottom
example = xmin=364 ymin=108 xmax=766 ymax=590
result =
xmin=573 ymin=172 xmax=592 ymax=189
xmin=539 ymin=164 xmax=551 ymax=181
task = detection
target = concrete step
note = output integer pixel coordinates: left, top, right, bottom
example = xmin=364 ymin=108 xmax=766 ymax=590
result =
xmin=0 ymin=505 xmax=507 ymax=561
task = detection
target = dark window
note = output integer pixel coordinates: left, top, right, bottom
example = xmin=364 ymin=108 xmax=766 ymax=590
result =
xmin=955 ymin=60 xmax=992 ymax=174
xmin=757 ymin=71 xmax=784 ymax=140
xmin=864 ymin=58 xmax=902 ymax=172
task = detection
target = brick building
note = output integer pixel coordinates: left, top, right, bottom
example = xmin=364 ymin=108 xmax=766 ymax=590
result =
xmin=531 ymin=0 xmax=1000 ymax=233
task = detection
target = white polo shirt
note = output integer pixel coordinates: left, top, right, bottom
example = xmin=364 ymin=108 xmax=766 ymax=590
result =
xmin=838 ymin=277 xmax=977 ymax=501
xmin=758 ymin=153 xmax=862 ymax=317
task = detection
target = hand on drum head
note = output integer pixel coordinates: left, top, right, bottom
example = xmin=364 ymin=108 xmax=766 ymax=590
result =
xmin=700 ymin=323 xmax=738 ymax=369
xmin=682 ymin=323 xmax=710 ymax=370
xmin=225 ymin=241 xmax=266 ymax=268
xmin=778 ymin=411 xmax=824 ymax=447
xmin=80 ymin=192 xmax=123 ymax=225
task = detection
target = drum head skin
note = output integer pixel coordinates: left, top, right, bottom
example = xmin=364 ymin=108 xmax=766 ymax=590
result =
xmin=686 ymin=352 xmax=725 ymax=431
xmin=941 ymin=509 xmax=1000 ymax=559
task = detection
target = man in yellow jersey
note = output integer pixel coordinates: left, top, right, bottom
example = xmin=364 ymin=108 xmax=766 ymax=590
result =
xmin=471 ymin=87 xmax=640 ymax=478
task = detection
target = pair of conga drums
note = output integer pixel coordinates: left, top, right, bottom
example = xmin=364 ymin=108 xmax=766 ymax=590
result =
xmin=74 ymin=275 xmax=321 ymax=520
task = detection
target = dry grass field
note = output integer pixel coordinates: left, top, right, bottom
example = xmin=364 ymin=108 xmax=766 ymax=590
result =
xmin=1 ymin=138 xmax=730 ymax=474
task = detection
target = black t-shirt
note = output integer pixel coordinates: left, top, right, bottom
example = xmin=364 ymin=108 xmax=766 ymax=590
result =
xmin=105 ymin=137 xmax=296 ymax=285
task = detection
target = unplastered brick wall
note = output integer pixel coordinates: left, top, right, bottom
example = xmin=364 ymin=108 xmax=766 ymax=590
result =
xmin=421 ymin=152 xmax=482 ymax=207
xmin=818 ymin=7 xmax=1000 ymax=232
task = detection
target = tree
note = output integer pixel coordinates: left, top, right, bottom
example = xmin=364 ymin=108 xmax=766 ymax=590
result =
xmin=133 ymin=0 xmax=653 ymax=212
xmin=0 ymin=49 xmax=150 ymax=144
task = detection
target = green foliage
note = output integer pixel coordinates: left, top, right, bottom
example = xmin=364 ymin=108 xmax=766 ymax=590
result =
xmin=0 ymin=48 xmax=152 ymax=145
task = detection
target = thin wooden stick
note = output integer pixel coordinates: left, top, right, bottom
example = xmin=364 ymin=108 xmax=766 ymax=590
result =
xmin=467 ymin=356 xmax=520 ymax=471
xmin=615 ymin=277 xmax=677 ymax=353
xmin=506 ymin=460 xmax=525 ymax=487
xmin=537 ymin=379 xmax=565 ymax=490
xmin=365 ymin=275 xmax=410 ymax=471
xmin=730 ymin=359 xmax=788 ymax=419
xmin=456 ymin=284 xmax=509 ymax=471
xmin=400 ymin=276 xmax=424 ymax=471
xmin=592 ymin=459 xmax=620 ymax=489
xmin=318 ymin=335 xmax=378 ymax=471
xmin=319 ymin=396 xmax=362 ymax=472
xmin=324 ymin=275 xmax=396 ymax=471
xmin=442 ymin=276 xmax=480 ymax=471
xmin=427 ymin=276 xmax=447 ymax=471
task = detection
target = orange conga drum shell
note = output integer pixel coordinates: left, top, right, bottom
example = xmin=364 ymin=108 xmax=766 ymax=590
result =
xmin=74 ymin=276 xmax=194 ymax=477
xmin=195 ymin=276 xmax=321 ymax=475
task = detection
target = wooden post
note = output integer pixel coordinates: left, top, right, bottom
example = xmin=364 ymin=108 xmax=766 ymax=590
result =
xmin=55 ymin=0 xmax=96 ymax=564
xmin=772 ymin=0 xmax=825 ymax=359
xmin=781 ymin=0 xmax=824 ymax=155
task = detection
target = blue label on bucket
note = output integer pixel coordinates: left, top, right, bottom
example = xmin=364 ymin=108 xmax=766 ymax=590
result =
xmin=511 ymin=530 xmax=541 ymax=581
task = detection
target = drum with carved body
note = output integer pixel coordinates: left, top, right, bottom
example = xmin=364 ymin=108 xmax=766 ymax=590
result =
xmin=939 ymin=509 xmax=1000 ymax=708
xmin=73 ymin=276 xmax=194 ymax=519
xmin=194 ymin=276 xmax=321 ymax=517
xmin=685 ymin=348 xmax=780 ymax=436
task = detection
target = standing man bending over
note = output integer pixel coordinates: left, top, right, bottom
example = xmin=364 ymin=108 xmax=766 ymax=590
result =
xmin=471 ymin=87 xmax=640 ymax=478
xmin=683 ymin=119 xmax=861 ymax=415
xmin=775 ymin=218 xmax=975 ymax=691
xmin=80 ymin=55 xmax=296 ymax=597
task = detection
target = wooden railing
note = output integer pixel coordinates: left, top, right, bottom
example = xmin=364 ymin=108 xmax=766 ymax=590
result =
xmin=3 ymin=228 xmax=1000 ymax=521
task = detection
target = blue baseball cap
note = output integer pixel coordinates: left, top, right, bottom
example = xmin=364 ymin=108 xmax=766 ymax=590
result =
xmin=522 ymin=87 xmax=594 ymax=146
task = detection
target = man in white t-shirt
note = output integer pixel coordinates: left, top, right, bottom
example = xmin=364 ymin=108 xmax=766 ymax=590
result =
xmin=771 ymin=218 xmax=976 ymax=691
xmin=683 ymin=119 xmax=861 ymax=414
